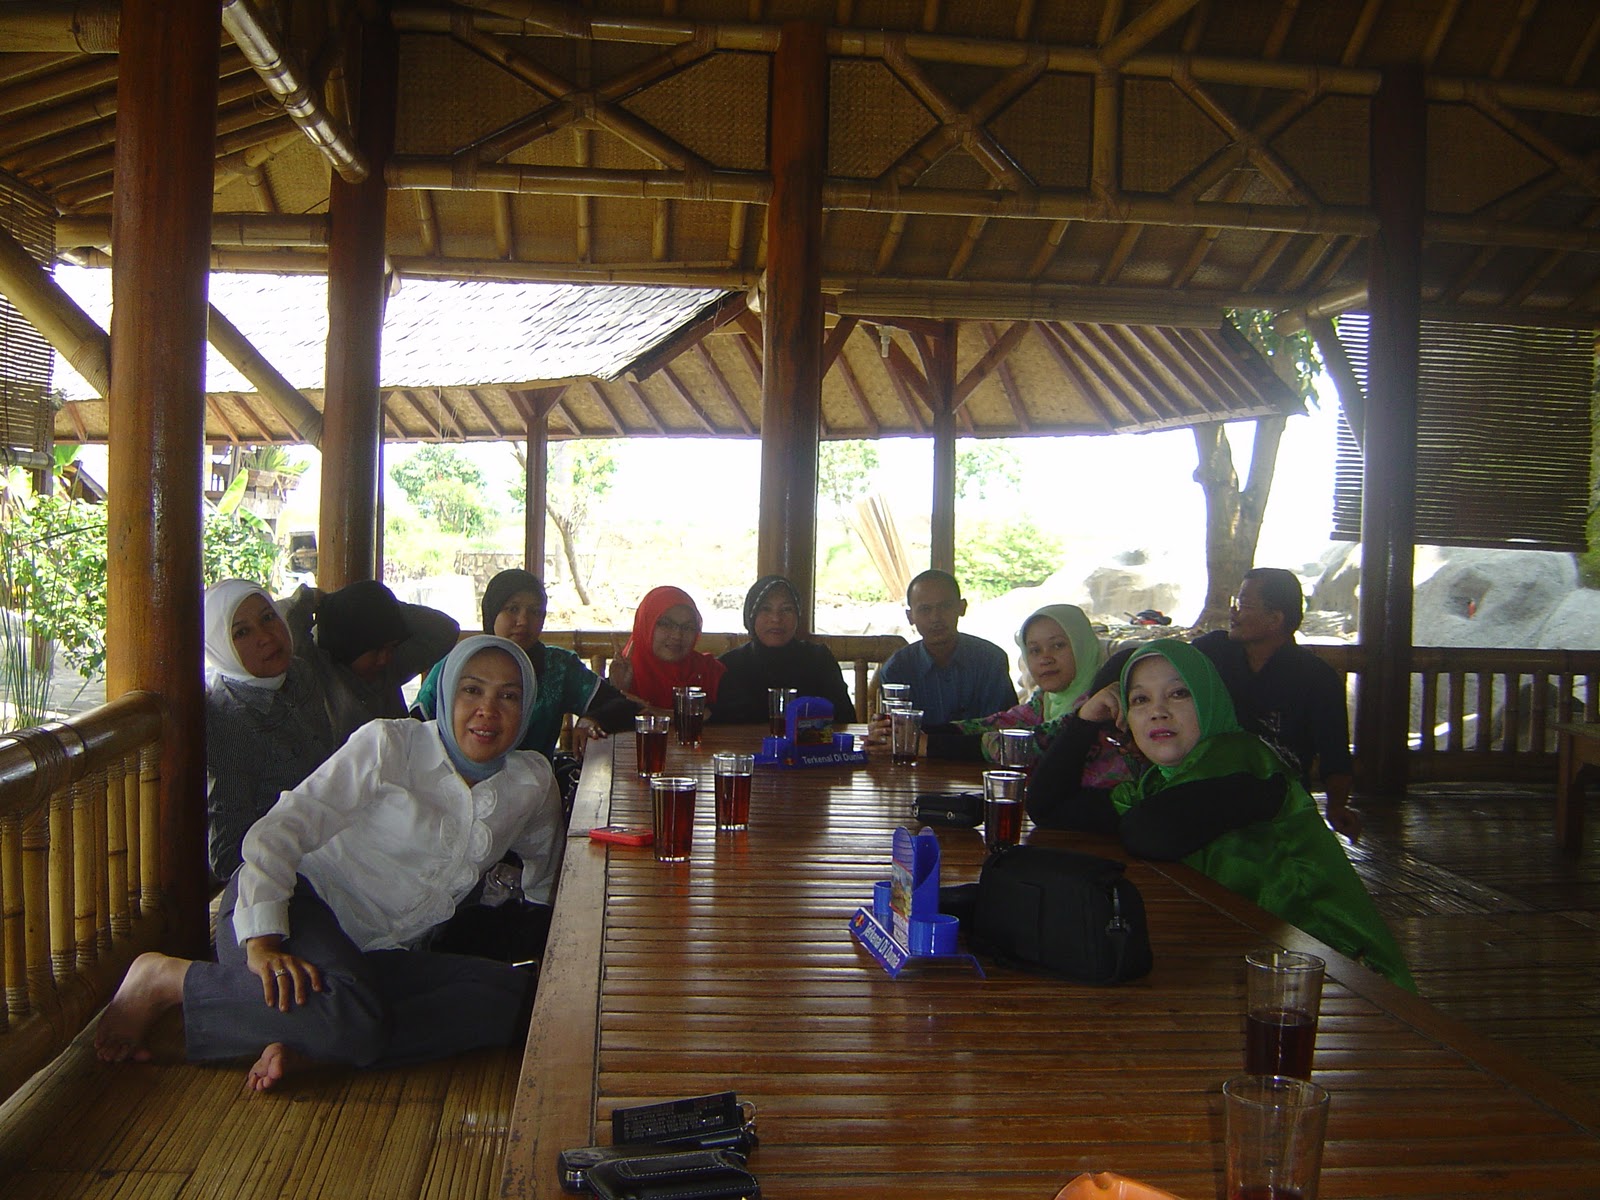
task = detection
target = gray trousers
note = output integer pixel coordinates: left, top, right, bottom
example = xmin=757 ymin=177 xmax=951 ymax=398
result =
xmin=183 ymin=874 xmax=534 ymax=1068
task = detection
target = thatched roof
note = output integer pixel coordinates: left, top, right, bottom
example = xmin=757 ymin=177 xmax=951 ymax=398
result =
xmin=6 ymin=1 xmax=1597 ymax=443
xmin=45 ymin=266 xmax=1299 ymax=444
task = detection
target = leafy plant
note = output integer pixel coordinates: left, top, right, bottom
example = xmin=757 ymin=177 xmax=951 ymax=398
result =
xmin=819 ymin=441 xmax=880 ymax=509
xmin=955 ymin=442 xmax=1022 ymax=501
xmin=954 ymin=517 xmax=1063 ymax=599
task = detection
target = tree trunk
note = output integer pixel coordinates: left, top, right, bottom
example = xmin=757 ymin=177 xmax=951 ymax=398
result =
xmin=550 ymin=509 xmax=590 ymax=606
xmin=1193 ymin=416 xmax=1287 ymax=629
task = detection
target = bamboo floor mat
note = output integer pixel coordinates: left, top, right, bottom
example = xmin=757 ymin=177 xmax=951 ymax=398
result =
xmin=0 ymin=785 xmax=1595 ymax=1197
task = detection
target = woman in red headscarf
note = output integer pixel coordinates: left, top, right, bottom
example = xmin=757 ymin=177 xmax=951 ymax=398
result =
xmin=608 ymin=586 xmax=726 ymax=711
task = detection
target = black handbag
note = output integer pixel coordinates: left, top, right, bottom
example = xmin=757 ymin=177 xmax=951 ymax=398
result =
xmin=966 ymin=845 xmax=1153 ymax=984
xmin=913 ymin=790 xmax=984 ymax=827
xmin=586 ymin=1149 xmax=760 ymax=1200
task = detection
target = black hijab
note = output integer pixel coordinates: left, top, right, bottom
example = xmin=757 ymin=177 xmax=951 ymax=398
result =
xmin=742 ymin=576 xmax=809 ymax=668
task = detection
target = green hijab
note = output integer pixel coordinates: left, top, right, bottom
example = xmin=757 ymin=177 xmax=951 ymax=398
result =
xmin=1114 ymin=640 xmax=1416 ymax=990
xmin=1017 ymin=604 xmax=1105 ymax=723
xmin=1118 ymin=639 xmax=1252 ymax=783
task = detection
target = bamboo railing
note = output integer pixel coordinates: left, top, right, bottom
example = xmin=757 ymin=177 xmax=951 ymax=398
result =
xmin=0 ymin=691 xmax=166 ymax=1107
xmin=1308 ymin=645 xmax=1600 ymax=783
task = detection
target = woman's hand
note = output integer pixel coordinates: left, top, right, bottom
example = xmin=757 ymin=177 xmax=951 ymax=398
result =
xmin=1076 ymin=682 xmax=1125 ymax=727
xmin=863 ymin=714 xmax=892 ymax=746
xmin=245 ymin=934 xmax=324 ymax=1012
xmin=571 ymin=717 xmax=606 ymax=761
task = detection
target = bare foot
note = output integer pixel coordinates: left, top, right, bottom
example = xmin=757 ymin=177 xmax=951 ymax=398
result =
xmin=246 ymin=1042 xmax=315 ymax=1092
xmin=95 ymin=951 xmax=191 ymax=1063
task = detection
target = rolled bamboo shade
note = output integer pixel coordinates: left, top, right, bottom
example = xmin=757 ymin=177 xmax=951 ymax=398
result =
xmin=0 ymin=182 xmax=55 ymax=459
xmin=1331 ymin=314 xmax=1592 ymax=551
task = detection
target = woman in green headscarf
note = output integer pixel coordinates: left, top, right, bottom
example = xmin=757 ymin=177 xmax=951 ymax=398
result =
xmin=1031 ymin=638 xmax=1413 ymax=990
xmin=917 ymin=605 xmax=1126 ymax=781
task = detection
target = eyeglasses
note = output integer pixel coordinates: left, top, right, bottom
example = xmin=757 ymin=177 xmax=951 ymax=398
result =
xmin=655 ymin=617 xmax=699 ymax=636
xmin=1229 ymin=599 xmax=1266 ymax=613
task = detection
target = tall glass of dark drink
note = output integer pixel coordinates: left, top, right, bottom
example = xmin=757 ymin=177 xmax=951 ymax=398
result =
xmin=673 ymin=687 xmax=706 ymax=748
xmin=712 ymin=751 xmax=754 ymax=830
xmin=982 ymin=769 xmax=1027 ymax=852
xmin=889 ymin=707 xmax=923 ymax=766
xmin=1244 ymin=950 xmax=1324 ymax=1079
xmin=767 ymin=687 xmax=798 ymax=737
xmin=649 ymin=776 xmax=697 ymax=862
xmin=996 ymin=727 xmax=1037 ymax=776
xmin=634 ymin=713 xmax=670 ymax=778
xmin=1223 ymin=1074 xmax=1328 ymax=1200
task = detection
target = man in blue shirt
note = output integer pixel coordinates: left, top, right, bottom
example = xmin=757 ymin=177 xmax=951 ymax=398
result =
xmin=878 ymin=570 xmax=1017 ymax=725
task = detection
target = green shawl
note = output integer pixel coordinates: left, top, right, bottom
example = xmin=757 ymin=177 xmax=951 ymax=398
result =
xmin=1016 ymin=604 xmax=1105 ymax=724
xmin=1113 ymin=640 xmax=1415 ymax=990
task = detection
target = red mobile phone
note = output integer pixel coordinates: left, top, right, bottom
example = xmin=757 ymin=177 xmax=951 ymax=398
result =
xmin=588 ymin=826 xmax=655 ymax=847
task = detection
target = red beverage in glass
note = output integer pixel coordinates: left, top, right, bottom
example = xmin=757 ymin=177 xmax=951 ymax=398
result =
xmin=1245 ymin=1007 xmax=1317 ymax=1079
xmin=650 ymin=779 xmax=696 ymax=862
xmin=769 ymin=713 xmax=787 ymax=736
xmin=714 ymin=772 xmax=752 ymax=830
xmin=1230 ymin=1188 xmax=1304 ymax=1200
xmin=984 ymin=798 xmax=1023 ymax=852
xmin=636 ymin=728 xmax=668 ymax=777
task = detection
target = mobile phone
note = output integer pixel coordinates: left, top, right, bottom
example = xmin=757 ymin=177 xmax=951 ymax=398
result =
xmin=588 ymin=826 xmax=654 ymax=847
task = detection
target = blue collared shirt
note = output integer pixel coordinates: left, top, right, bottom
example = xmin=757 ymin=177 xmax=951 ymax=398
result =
xmin=879 ymin=632 xmax=1017 ymax=725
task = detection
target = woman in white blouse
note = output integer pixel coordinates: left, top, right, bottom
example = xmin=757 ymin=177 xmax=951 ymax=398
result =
xmin=95 ymin=635 xmax=563 ymax=1091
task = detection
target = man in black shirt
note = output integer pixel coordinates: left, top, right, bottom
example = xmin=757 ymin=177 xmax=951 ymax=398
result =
xmin=1190 ymin=568 xmax=1360 ymax=839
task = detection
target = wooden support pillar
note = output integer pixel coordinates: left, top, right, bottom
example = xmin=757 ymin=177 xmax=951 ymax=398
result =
xmin=758 ymin=20 xmax=827 ymax=611
xmin=1356 ymin=66 xmax=1424 ymax=797
xmin=319 ymin=12 xmax=396 ymax=587
xmin=106 ymin=0 xmax=219 ymax=956
xmin=523 ymin=391 xmax=554 ymax=574
xmin=926 ymin=322 xmax=958 ymax=573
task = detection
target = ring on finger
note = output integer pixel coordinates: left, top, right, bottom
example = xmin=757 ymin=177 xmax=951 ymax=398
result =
xmin=273 ymin=968 xmax=289 ymax=977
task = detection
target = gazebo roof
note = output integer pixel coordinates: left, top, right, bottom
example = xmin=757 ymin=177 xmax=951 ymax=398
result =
xmin=48 ymin=267 xmax=1300 ymax=444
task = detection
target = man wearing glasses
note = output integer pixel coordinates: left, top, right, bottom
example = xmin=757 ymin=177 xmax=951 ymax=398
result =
xmin=1191 ymin=568 xmax=1360 ymax=840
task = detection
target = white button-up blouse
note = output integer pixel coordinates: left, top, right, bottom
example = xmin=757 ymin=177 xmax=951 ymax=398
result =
xmin=233 ymin=718 xmax=564 ymax=951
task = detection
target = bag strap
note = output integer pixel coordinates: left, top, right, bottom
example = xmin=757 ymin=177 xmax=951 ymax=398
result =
xmin=1095 ymin=884 xmax=1133 ymax=985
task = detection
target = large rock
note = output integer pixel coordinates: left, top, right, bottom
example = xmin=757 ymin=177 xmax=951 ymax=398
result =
xmin=1535 ymin=587 xmax=1600 ymax=651
xmin=1412 ymin=548 xmax=1577 ymax=648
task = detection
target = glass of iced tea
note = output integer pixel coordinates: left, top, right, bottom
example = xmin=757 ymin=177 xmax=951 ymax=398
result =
xmin=982 ymin=769 xmax=1027 ymax=852
xmin=889 ymin=707 xmax=923 ymax=766
xmin=995 ymin=727 xmax=1037 ymax=776
xmin=1244 ymin=949 xmax=1325 ymax=1080
xmin=712 ymin=751 xmax=754 ymax=830
xmin=767 ymin=687 xmax=798 ymax=737
xmin=672 ymin=686 xmax=706 ymax=748
xmin=649 ymin=776 xmax=697 ymax=862
xmin=634 ymin=713 xmax=670 ymax=778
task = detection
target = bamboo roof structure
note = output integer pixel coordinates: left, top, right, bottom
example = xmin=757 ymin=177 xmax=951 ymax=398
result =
xmin=6 ymin=0 xmax=1600 ymax=442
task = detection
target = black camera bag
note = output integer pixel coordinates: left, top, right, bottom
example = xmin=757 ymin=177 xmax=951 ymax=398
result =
xmin=968 ymin=846 xmax=1152 ymax=984
xmin=913 ymin=790 xmax=984 ymax=827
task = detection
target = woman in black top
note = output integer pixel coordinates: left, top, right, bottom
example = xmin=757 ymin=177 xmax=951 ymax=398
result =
xmin=712 ymin=576 xmax=855 ymax=724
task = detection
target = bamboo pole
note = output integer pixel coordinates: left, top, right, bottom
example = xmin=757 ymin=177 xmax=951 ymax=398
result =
xmin=70 ymin=777 xmax=95 ymax=971
xmin=20 ymin=806 xmax=47 ymax=1013
xmin=137 ymin=743 xmax=159 ymax=917
xmin=926 ymin=322 xmax=957 ymax=574
xmin=47 ymin=787 xmax=70 ymax=984
xmin=121 ymin=751 xmax=139 ymax=914
xmin=107 ymin=0 xmax=219 ymax=956
xmin=757 ymin=21 xmax=827 ymax=611
xmin=320 ymin=11 xmax=397 ymax=587
xmin=1 ymin=815 xmax=22 ymax=1024
xmin=0 ymin=223 xmax=111 ymax=397
xmin=1358 ymin=65 xmax=1424 ymax=798
xmin=0 ymin=2 xmax=119 ymax=53
xmin=105 ymin=766 xmax=128 ymax=939
xmin=206 ymin=303 xmax=325 ymax=446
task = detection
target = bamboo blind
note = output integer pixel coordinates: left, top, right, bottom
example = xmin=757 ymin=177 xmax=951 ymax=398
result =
xmin=0 ymin=179 xmax=54 ymax=459
xmin=1330 ymin=314 xmax=1593 ymax=551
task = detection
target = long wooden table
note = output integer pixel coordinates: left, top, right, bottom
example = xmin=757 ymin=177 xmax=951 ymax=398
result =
xmin=500 ymin=727 xmax=1600 ymax=1199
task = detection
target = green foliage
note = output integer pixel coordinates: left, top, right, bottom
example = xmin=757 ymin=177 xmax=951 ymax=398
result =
xmin=238 ymin=445 xmax=310 ymax=478
xmin=202 ymin=508 xmax=282 ymax=592
xmin=1230 ymin=308 xmax=1320 ymax=405
xmin=955 ymin=442 xmax=1022 ymax=501
xmin=383 ymin=509 xmax=456 ymax=580
xmin=390 ymin=445 xmax=490 ymax=535
xmin=954 ymin=517 xmax=1063 ymax=599
xmin=1 ymin=494 xmax=109 ymax=683
xmin=818 ymin=441 xmax=880 ymax=508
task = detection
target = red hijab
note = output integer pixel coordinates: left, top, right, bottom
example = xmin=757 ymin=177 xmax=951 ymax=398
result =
xmin=620 ymin=586 xmax=726 ymax=708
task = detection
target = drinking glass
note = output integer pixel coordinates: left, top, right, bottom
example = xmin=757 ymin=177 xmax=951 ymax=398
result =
xmin=634 ymin=713 xmax=669 ymax=778
xmin=712 ymin=751 xmax=754 ymax=830
xmin=672 ymin=686 xmax=706 ymax=748
xmin=889 ymin=707 xmax=923 ymax=766
xmin=982 ymin=769 xmax=1027 ymax=852
xmin=767 ymin=687 xmax=798 ymax=737
xmin=1244 ymin=949 xmax=1325 ymax=1080
xmin=996 ymin=727 xmax=1038 ymax=775
xmin=649 ymin=776 xmax=697 ymax=862
xmin=1223 ymin=1074 xmax=1329 ymax=1200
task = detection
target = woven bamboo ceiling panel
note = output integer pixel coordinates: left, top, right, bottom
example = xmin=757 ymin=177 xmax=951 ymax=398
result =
xmin=4 ymin=0 xmax=1600 ymax=442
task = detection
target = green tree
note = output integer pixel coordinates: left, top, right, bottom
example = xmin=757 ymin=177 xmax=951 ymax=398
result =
xmin=955 ymin=517 xmax=1063 ymax=599
xmin=391 ymin=445 xmax=489 ymax=533
xmin=818 ymin=440 xmax=880 ymax=508
xmin=955 ymin=442 xmax=1022 ymax=501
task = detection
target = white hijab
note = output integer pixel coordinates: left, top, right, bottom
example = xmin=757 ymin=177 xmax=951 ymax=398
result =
xmin=203 ymin=579 xmax=288 ymax=691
